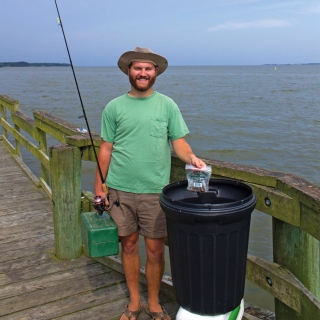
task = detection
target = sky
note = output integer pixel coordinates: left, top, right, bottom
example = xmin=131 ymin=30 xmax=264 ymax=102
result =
xmin=1 ymin=0 xmax=320 ymax=66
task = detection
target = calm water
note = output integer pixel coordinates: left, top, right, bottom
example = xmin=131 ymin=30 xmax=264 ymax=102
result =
xmin=1 ymin=65 xmax=320 ymax=311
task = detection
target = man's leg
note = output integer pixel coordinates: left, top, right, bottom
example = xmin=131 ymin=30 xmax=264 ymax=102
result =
xmin=120 ymin=231 xmax=141 ymax=318
xmin=144 ymin=236 xmax=166 ymax=313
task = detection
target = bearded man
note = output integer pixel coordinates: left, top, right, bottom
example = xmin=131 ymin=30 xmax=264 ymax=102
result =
xmin=94 ymin=47 xmax=205 ymax=320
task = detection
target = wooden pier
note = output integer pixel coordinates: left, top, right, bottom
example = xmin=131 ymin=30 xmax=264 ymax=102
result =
xmin=0 ymin=141 xmax=180 ymax=319
xmin=1 ymin=94 xmax=320 ymax=319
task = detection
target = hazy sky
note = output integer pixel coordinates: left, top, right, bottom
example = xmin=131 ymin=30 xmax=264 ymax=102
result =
xmin=1 ymin=0 xmax=319 ymax=66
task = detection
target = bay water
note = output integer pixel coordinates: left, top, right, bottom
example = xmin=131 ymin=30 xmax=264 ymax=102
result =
xmin=1 ymin=65 xmax=320 ymax=311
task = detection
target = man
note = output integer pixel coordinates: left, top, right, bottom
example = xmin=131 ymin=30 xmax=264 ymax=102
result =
xmin=94 ymin=47 xmax=205 ymax=320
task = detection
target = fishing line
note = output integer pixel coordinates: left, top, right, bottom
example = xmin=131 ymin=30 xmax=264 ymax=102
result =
xmin=54 ymin=0 xmax=107 ymax=196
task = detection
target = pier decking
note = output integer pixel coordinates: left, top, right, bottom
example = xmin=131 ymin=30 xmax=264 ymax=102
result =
xmin=0 ymin=141 xmax=179 ymax=319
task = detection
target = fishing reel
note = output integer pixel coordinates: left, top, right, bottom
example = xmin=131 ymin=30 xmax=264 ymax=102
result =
xmin=92 ymin=195 xmax=119 ymax=216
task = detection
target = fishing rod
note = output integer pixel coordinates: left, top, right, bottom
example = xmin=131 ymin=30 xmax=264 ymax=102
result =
xmin=54 ymin=0 xmax=112 ymax=214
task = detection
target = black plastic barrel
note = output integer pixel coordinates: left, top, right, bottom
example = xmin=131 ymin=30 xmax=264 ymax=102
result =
xmin=159 ymin=179 xmax=256 ymax=316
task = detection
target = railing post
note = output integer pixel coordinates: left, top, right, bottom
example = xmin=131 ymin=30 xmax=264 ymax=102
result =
xmin=38 ymin=128 xmax=50 ymax=185
xmin=273 ymin=218 xmax=320 ymax=319
xmin=50 ymin=144 xmax=83 ymax=260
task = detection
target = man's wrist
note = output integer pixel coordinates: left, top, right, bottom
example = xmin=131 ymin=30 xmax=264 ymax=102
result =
xmin=189 ymin=154 xmax=197 ymax=164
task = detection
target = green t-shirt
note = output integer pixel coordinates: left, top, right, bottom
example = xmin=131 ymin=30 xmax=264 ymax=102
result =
xmin=101 ymin=91 xmax=189 ymax=193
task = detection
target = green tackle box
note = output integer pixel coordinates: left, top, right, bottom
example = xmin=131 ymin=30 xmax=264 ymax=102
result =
xmin=81 ymin=212 xmax=119 ymax=258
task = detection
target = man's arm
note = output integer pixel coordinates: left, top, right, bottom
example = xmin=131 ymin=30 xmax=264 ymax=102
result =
xmin=171 ymin=137 xmax=206 ymax=168
xmin=94 ymin=140 xmax=113 ymax=204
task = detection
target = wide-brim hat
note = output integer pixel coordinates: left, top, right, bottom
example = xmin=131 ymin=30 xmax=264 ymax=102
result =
xmin=118 ymin=47 xmax=168 ymax=75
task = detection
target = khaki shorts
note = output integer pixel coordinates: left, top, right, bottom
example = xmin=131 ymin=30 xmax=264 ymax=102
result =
xmin=108 ymin=188 xmax=167 ymax=238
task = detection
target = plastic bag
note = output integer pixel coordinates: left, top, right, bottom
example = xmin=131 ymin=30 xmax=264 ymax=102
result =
xmin=185 ymin=164 xmax=212 ymax=192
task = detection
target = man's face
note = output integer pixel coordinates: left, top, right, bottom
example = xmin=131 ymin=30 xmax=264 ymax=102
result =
xmin=128 ymin=61 xmax=158 ymax=92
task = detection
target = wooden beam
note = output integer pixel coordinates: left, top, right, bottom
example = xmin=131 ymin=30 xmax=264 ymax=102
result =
xmin=50 ymin=144 xmax=82 ymax=260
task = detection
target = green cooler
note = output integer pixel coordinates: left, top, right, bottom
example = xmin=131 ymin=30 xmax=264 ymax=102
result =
xmin=81 ymin=212 xmax=119 ymax=257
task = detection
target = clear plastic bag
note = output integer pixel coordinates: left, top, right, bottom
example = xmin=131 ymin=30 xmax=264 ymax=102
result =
xmin=185 ymin=164 xmax=212 ymax=192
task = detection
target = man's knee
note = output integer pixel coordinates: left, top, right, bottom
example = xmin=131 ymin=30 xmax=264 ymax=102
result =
xmin=120 ymin=233 xmax=139 ymax=255
xmin=145 ymin=237 xmax=165 ymax=263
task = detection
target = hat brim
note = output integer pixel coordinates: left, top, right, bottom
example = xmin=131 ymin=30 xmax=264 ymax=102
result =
xmin=118 ymin=51 xmax=168 ymax=75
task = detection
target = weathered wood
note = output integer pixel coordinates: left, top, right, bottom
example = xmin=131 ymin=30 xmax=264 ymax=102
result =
xmin=50 ymin=144 xmax=82 ymax=260
xmin=273 ymin=218 xmax=320 ymax=319
xmin=34 ymin=111 xmax=82 ymax=143
xmin=249 ymin=183 xmax=300 ymax=226
xmin=0 ymin=95 xmax=19 ymax=112
xmin=0 ymin=234 xmax=54 ymax=254
xmin=1 ymin=133 xmax=15 ymax=154
xmin=170 ymin=155 xmax=284 ymax=188
xmin=0 ymin=117 xmax=50 ymax=169
xmin=0 ymin=242 xmax=53 ymax=264
xmin=44 ymin=290 xmax=177 ymax=320
xmin=243 ymin=303 xmax=275 ymax=320
xmin=2 ymin=283 xmax=132 ymax=320
xmin=2 ymin=95 xmax=320 ymax=319
xmin=0 ymin=263 xmax=112 ymax=300
xmin=0 ymin=271 xmax=125 ymax=317
xmin=0 ymin=251 xmax=55 ymax=273
xmin=0 ymin=200 xmax=51 ymax=215
xmin=11 ymin=110 xmax=39 ymax=141
xmin=38 ymin=127 xmax=50 ymax=186
xmin=0 ymin=141 xmax=176 ymax=320
xmin=300 ymin=204 xmax=320 ymax=242
xmin=277 ymin=175 xmax=320 ymax=213
xmin=66 ymin=133 xmax=101 ymax=147
xmin=0 ymin=210 xmax=52 ymax=228
xmin=0 ymin=257 xmax=95 ymax=286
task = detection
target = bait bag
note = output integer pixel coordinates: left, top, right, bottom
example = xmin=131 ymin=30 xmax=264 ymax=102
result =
xmin=185 ymin=164 xmax=212 ymax=192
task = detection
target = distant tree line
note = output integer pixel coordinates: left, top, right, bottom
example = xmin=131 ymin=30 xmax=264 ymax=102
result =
xmin=0 ymin=61 xmax=70 ymax=67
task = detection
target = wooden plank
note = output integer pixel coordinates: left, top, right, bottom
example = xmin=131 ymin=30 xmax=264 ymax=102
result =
xmin=0 ymin=251 xmax=55 ymax=273
xmin=0 ymin=263 xmax=112 ymax=300
xmin=277 ymin=175 xmax=320 ymax=213
xmin=0 ymin=211 xmax=52 ymax=228
xmin=0 ymin=234 xmax=54 ymax=253
xmin=0 ymin=257 xmax=95 ymax=286
xmin=170 ymin=155 xmax=284 ymax=188
xmin=1 ymin=282 xmax=132 ymax=320
xmin=48 ymin=290 xmax=176 ymax=320
xmin=246 ymin=255 xmax=301 ymax=312
xmin=1 ymin=134 xmax=15 ymax=154
xmin=273 ymin=217 xmax=320 ymax=319
xmin=0 ymin=241 xmax=54 ymax=263
xmin=300 ymin=204 xmax=320 ymax=242
xmin=11 ymin=111 xmax=39 ymax=141
xmin=249 ymin=183 xmax=300 ymax=226
xmin=0 ymin=271 xmax=125 ymax=317
xmin=0 ymin=183 xmax=40 ymax=196
xmin=34 ymin=111 xmax=80 ymax=144
xmin=39 ymin=176 xmax=52 ymax=200
xmin=0 ymin=225 xmax=54 ymax=246
xmin=13 ymin=154 xmax=41 ymax=186
xmin=243 ymin=303 xmax=275 ymax=320
xmin=50 ymin=144 xmax=82 ymax=260
xmin=0 ymin=189 xmax=48 ymax=206
xmin=0 ymin=200 xmax=51 ymax=216
xmin=0 ymin=95 xmax=19 ymax=112
xmin=0 ymin=220 xmax=53 ymax=238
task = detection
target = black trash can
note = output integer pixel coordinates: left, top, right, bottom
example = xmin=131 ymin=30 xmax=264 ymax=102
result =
xmin=159 ymin=179 xmax=256 ymax=316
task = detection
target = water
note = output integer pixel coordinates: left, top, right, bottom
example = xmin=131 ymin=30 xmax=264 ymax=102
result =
xmin=1 ymin=65 xmax=320 ymax=312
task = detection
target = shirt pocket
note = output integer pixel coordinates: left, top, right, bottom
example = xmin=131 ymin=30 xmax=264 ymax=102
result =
xmin=150 ymin=117 xmax=168 ymax=139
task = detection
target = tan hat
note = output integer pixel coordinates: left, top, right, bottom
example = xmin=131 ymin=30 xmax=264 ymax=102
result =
xmin=117 ymin=47 xmax=168 ymax=75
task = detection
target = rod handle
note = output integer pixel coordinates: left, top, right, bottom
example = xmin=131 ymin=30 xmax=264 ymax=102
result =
xmin=102 ymin=183 xmax=108 ymax=195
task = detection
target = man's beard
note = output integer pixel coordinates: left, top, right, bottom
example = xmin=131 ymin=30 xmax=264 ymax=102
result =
xmin=129 ymin=74 xmax=156 ymax=92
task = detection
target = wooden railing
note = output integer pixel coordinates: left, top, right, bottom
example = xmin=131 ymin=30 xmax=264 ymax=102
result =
xmin=1 ymin=94 xmax=319 ymax=319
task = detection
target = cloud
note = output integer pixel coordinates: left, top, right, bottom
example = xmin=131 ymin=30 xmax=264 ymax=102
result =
xmin=208 ymin=19 xmax=292 ymax=31
xmin=299 ymin=4 xmax=320 ymax=14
